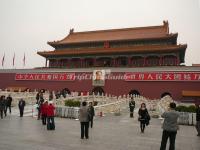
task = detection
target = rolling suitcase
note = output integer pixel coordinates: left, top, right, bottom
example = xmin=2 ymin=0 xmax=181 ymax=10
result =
xmin=50 ymin=122 xmax=55 ymax=130
xmin=47 ymin=122 xmax=55 ymax=130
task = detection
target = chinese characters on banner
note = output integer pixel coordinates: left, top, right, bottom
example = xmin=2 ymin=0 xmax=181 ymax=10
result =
xmin=124 ymin=72 xmax=200 ymax=81
xmin=15 ymin=72 xmax=200 ymax=82
xmin=15 ymin=73 xmax=75 ymax=81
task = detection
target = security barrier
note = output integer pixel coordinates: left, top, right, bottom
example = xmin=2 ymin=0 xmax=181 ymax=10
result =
xmin=178 ymin=112 xmax=196 ymax=125
xmin=55 ymin=106 xmax=79 ymax=119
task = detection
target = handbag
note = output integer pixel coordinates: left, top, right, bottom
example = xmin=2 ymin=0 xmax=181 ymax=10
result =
xmin=88 ymin=113 xmax=91 ymax=121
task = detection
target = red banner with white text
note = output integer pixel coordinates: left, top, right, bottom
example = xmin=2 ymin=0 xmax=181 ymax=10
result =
xmin=15 ymin=73 xmax=75 ymax=81
xmin=124 ymin=72 xmax=200 ymax=81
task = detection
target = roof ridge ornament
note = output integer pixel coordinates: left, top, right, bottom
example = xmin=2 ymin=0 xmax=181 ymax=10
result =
xmin=163 ymin=20 xmax=169 ymax=34
xmin=69 ymin=28 xmax=74 ymax=34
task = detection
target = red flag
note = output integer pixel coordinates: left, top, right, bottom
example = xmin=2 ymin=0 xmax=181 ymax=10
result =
xmin=23 ymin=53 xmax=25 ymax=66
xmin=2 ymin=53 xmax=5 ymax=67
xmin=13 ymin=53 xmax=15 ymax=66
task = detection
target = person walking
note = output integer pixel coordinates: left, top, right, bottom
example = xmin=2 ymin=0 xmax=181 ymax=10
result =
xmin=41 ymin=100 xmax=48 ymax=125
xmin=79 ymin=101 xmax=90 ymax=139
xmin=0 ymin=96 xmax=5 ymax=119
xmin=6 ymin=95 xmax=12 ymax=114
xmin=138 ymin=103 xmax=150 ymax=133
xmin=37 ymin=93 xmax=44 ymax=120
xmin=195 ymin=103 xmax=200 ymax=136
xmin=18 ymin=98 xmax=26 ymax=117
xmin=129 ymin=97 xmax=135 ymax=118
xmin=2 ymin=95 xmax=7 ymax=117
xmin=46 ymin=101 xmax=55 ymax=130
xmin=160 ymin=102 xmax=180 ymax=150
xmin=88 ymin=102 xmax=95 ymax=128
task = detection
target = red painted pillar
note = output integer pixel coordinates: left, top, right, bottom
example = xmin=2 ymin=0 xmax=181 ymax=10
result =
xmin=83 ymin=58 xmax=85 ymax=68
xmin=93 ymin=58 xmax=96 ymax=67
xmin=56 ymin=59 xmax=59 ymax=68
xmin=112 ymin=58 xmax=115 ymax=67
xmin=80 ymin=58 xmax=83 ymax=68
xmin=176 ymin=55 xmax=180 ymax=65
xmin=159 ymin=56 xmax=163 ymax=66
xmin=60 ymin=59 xmax=62 ymax=68
xmin=143 ymin=57 xmax=146 ymax=67
xmin=128 ymin=57 xmax=131 ymax=67
xmin=58 ymin=59 xmax=61 ymax=68
xmin=115 ymin=58 xmax=118 ymax=67
xmin=67 ymin=59 xmax=71 ymax=68
xmin=64 ymin=59 xmax=67 ymax=68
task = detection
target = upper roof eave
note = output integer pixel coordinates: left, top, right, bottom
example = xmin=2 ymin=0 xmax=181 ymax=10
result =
xmin=47 ymin=33 xmax=178 ymax=47
xmin=47 ymin=21 xmax=171 ymax=47
xmin=37 ymin=44 xmax=187 ymax=58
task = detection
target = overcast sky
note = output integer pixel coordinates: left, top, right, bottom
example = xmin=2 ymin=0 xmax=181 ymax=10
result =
xmin=0 ymin=0 xmax=200 ymax=69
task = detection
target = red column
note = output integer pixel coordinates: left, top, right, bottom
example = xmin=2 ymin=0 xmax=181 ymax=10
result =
xmin=159 ymin=56 xmax=163 ymax=66
xmin=128 ymin=57 xmax=131 ymax=67
xmin=65 ymin=59 xmax=68 ymax=68
xmin=143 ymin=57 xmax=146 ymax=67
xmin=93 ymin=58 xmax=96 ymax=67
xmin=55 ymin=59 xmax=58 ymax=68
xmin=83 ymin=58 xmax=85 ymax=68
xmin=176 ymin=55 xmax=180 ymax=65
xmin=115 ymin=58 xmax=118 ymax=67
xmin=58 ymin=59 xmax=61 ymax=68
xmin=61 ymin=59 xmax=63 ymax=68
xmin=67 ymin=59 xmax=71 ymax=68
xmin=80 ymin=58 xmax=83 ymax=68
xmin=112 ymin=58 xmax=115 ymax=67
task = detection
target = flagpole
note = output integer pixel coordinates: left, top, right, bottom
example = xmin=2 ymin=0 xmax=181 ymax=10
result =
xmin=23 ymin=53 xmax=25 ymax=69
xmin=13 ymin=52 xmax=15 ymax=69
xmin=2 ymin=53 xmax=5 ymax=69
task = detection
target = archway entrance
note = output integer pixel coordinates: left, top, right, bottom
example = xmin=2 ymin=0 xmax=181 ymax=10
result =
xmin=129 ymin=90 xmax=140 ymax=96
xmin=161 ymin=92 xmax=172 ymax=98
xmin=92 ymin=87 xmax=104 ymax=95
xmin=61 ymin=88 xmax=71 ymax=98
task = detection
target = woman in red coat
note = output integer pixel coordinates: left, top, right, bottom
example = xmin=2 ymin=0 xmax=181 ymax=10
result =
xmin=47 ymin=101 xmax=55 ymax=130
xmin=41 ymin=100 xmax=48 ymax=125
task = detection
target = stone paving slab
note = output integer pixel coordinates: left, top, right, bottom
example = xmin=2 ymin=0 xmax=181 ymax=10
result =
xmin=0 ymin=110 xmax=199 ymax=150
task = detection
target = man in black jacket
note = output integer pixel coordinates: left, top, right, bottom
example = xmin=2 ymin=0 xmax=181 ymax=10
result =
xmin=196 ymin=103 xmax=200 ymax=136
xmin=6 ymin=95 xmax=12 ymax=114
xmin=129 ymin=97 xmax=135 ymax=118
xmin=18 ymin=99 xmax=26 ymax=117
xmin=88 ymin=102 xmax=95 ymax=128
xmin=3 ymin=96 xmax=7 ymax=117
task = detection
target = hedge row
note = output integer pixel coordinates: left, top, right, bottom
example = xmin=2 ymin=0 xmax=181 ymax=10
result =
xmin=175 ymin=105 xmax=196 ymax=113
xmin=65 ymin=100 xmax=80 ymax=107
xmin=64 ymin=99 xmax=98 ymax=107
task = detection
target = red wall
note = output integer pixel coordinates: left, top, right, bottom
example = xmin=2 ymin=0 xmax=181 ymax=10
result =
xmin=0 ymin=72 xmax=200 ymax=101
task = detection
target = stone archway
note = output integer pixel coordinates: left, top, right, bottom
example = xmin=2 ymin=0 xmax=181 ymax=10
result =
xmin=92 ymin=87 xmax=104 ymax=95
xmin=161 ymin=92 xmax=172 ymax=98
xmin=61 ymin=88 xmax=71 ymax=98
xmin=62 ymin=88 xmax=71 ymax=94
xmin=129 ymin=90 xmax=140 ymax=96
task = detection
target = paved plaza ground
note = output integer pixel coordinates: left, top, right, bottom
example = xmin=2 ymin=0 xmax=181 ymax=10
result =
xmin=0 ymin=107 xmax=199 ymax=150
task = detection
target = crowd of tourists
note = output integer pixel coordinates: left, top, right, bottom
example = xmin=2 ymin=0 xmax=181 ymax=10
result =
xmin=128 ymin=97 xmax=200 ymax=150
xmin=1 ymin=91 xmax=200 ymax=150
xmin=35 ymin=91 xmax=56 ymax=130
xmin=35 ymin=90 xmax=95 ymax=134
